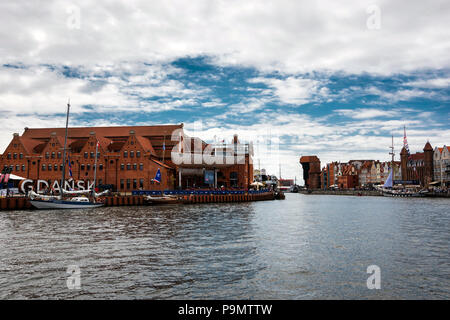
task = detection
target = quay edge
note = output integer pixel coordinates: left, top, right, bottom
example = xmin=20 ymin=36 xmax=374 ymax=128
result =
xmin=0 ymin=191 xmax=278 ymax=211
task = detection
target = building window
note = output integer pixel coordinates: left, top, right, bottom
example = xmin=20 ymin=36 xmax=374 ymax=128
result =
xmin=54 ymin=164 xmax=58 ymax=171
xmin=57 ymin=152 xmax=61 ymax=159
xmin=130 ymin=151 xmax=134 ymax=158
xmin=51 ymin=152 xmax=55 ymax=159
xmin=139 ymin=163 xmax=143 ymax=171
xmin=120 ymin=163 xmax=124 ymax=170
xmin=52 ymin=143 xmax=55 ymax=147
xmin=84 ymin=152 xmax=88 ymax=159
xmin=127 ymin=163 xmax=131 ymax=170
xmin=230 ymin=172 xmax=238 ymax=187
xmin=22 ymin=165 xmax=25 ymax=171
xmin=90 ymin=152 xmax=94 ymax=158
xmin=99 ymin=164 xmax=103 ymax=171
xmin=139 ymin=178 xmax=144 ymax=188
xmin=60 ymin=164 xmax=63 ymax=171
xmin=98 ymin=179 xmax=103 ymax=185
xmin=97 ymin=152 xmax=100 ymax=159
xmin=7 ymin=153 xmax=11 ymax=159
xmin=133 ymin=179 xmax=137 ymax=189
xmin=48 ymin=164 xmax=52 ymax=171
xmin=13 ymin=153 xmax=17 ymax=159
xmin=81 ymin=164 xmax=85 ymax=171
xmin=120 ymin=179 xmax=124 ymax=189
xmin=16 ymin=165 xmax=20 ymax=171
xmin=133 ymin=163 xmax=137 ymax=170
xmin=136 ymin=151 xmax=141 ymax=158
xmin=87 ymin=164 xmax=91 ymax=171
xmin=126 ymin=179 xmax=131 ymax=189
xmin=19 ymin=153 xmax=23 ymax=159
xmin=124 ymin=151 xmax=128 ymax=158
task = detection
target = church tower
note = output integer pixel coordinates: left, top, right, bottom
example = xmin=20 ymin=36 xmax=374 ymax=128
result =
xmin=423 ymin=141 xmax=433 ymax=185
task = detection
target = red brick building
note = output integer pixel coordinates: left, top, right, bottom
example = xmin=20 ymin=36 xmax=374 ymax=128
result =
xmin=0 ymin=125 xmax=253 ymax=192
xmin=400 ymin=141 xmax=434 ymax=186
xmin=300 ymin=156 xmax=321 ymax=189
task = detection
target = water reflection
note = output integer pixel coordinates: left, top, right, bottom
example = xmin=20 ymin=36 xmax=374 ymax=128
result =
xmin=0 ymin=194 xmax=448 ymax=299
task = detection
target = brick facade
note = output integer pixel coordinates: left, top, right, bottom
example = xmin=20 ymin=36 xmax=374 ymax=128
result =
xmin=1 ymin=125 xmax=253 ymax=192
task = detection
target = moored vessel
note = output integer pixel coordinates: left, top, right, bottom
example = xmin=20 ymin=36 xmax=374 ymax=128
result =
xmin=29 ymin=101 xmax=104 ymax=209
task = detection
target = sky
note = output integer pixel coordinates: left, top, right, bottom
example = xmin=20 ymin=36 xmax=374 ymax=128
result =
xmin=0 ymin=0 xmax=449 ymax=180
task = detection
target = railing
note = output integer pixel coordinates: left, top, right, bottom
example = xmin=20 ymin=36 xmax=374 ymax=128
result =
xmin=132 ymin=189 xmax=271 ymax=196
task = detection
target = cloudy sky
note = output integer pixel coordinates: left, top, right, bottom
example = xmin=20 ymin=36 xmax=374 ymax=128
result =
xmin=1 ymin=0 xmax=449 ymax=180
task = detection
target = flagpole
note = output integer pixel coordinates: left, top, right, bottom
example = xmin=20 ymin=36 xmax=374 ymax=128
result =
xmin=162 ymin=135 xmax=166 ymax=163
xmin=92 ymin=141 xmax=99 ymax=198
xmin=61 ymin=100 xmax=70 ymax=195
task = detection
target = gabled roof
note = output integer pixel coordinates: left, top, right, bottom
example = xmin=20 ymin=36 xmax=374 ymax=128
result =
xmin=136 ymin=136 xmax=155 ymax=155
xmin=18 ymin=137 xmax=43 ymax=154
xmin=21 ymin=124 xmax=184 ymax=139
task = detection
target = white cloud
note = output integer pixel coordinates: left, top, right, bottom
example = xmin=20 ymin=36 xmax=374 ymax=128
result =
xmin=248 ymin=77 xmax=323 ymax=105
xmin=0 ymin=63 xmax=206 ymax=115
xmin=0 ymin=0 xmax=448 ymax=74
xmin=335 ymin=108 xmax=401 ymax=119
xmin=405 ymin=77 xmax=450 ymax=89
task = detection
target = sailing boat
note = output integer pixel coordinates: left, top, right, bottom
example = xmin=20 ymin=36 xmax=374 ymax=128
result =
xmin=29 ymin=101 xmax=104 ymax=209
xmin=379 ymin=131 xmax=424 ymax=197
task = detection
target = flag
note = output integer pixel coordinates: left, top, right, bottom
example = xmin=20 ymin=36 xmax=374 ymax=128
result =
xmin=3 ymin=167 xmax=11 ymax=184
xmin=151 ymin=168 xmax=161 ymax=183
xmin=68 ymin=154 xmax=73 ymax=178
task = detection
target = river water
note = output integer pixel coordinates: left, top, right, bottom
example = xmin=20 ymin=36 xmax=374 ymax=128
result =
xmin=0 ymin=194 xmax=449 ymax=299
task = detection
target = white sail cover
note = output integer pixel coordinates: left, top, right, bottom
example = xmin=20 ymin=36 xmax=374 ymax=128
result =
xmin=383 ymin=169 xmax=394 ymax=188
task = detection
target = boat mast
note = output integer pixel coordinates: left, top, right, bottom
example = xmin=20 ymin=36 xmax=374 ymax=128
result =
xmin=61 ymin=100 xmax=70 ymax=193
xmin=92 ymin=141 xmax=99 ymax=199
xmin=389 ymin=133 xmax=395 ymax=176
